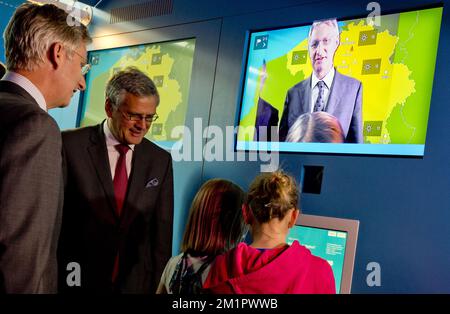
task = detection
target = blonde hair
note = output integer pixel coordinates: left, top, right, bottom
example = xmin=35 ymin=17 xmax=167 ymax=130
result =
xmin=4 ymin=3 xmax=91 ymax=71
xmin=247 ymin=170 xmax=300 ymax=223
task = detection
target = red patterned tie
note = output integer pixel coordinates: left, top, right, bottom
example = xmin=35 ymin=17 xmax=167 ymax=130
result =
xmin=112 ymin=144 xmax=129 ymax=283
xmin=113 ymin=144 xmax=130 ymax=217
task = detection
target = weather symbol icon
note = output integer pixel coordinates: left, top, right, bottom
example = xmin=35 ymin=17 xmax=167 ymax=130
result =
xmin=291 ymin=50 xmax=307 ymax=65
xmin=254 ymin=35 xmax=269 ymax=50
xmin=362 ymin=59 xmax=381 ymax=75
xmin=358 ymin=30 xmax=378 ymax=46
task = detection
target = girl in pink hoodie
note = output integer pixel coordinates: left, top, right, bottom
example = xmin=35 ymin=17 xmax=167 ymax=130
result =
xmin=203 ymin=170 xmax=335 ymax=294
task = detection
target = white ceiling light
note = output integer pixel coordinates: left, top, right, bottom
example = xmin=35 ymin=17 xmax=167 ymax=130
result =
xmin=27 ymin=0 xmax=93 ymax=26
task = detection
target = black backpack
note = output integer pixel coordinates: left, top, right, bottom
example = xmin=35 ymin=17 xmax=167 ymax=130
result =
xmin=169 ymin=252 xmax=214 ymax=294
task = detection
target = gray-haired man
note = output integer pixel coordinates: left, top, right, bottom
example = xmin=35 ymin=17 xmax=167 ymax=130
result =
xmin=0 ymin=3 xmax=91 ymax=293
xmin=58 ymin=68 xmax=174 ymax=294
xmin=279 ymin=18 xmax=363 ymax=143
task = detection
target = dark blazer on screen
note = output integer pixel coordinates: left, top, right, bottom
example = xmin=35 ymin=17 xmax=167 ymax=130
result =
xmin=279 ymin=70 xmax=363 ymax=143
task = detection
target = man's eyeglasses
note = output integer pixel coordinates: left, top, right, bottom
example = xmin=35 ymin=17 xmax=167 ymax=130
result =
xmin=70 ymin=48 xmax=91 ymax=75
xmin=119 ymin=109 xmax=159 ymax=123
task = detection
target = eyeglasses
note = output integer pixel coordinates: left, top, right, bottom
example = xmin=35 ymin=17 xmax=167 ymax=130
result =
xmin=70 ymin=48 xmax=91 ymax=75
xmin=119 ymin=109 xmax=159 ymax=123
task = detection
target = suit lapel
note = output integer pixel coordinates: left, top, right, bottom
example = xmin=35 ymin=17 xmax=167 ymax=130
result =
xmin=87 ymin=124 xmax=118 ymax=219
xmin=325 ymin=69 xmax=342 ymax=114
xmin=303 ymin=76 xmax=312 ymax=112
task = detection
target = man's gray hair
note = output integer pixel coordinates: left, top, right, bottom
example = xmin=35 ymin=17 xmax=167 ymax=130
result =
xmin=308 ymin=18 xmax=340 ymax=40
xmin=106 ymin=67 xmax=160 ymax=109
xmin=3 ymin=3 xmax=91 ymax=71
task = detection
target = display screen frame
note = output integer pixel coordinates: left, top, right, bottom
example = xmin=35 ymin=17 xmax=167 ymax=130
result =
xmin=234 ymin=4 xmax=443 ymax=158
xmin=78 ymin=37 xmax=197 ymax=150
xmin=290 ymin=214 xmax=360 ymax=294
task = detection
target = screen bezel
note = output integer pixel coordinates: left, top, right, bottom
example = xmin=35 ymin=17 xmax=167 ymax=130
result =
xmin=234 ymin=4 xmax=443 ymax=158
xmin=78 ymin=37 xmax=196 ymax=129
xmin=293 ymin=214 xmax=360 ymax=294
xmin=75 ymin=19 xmax=222 ymax=156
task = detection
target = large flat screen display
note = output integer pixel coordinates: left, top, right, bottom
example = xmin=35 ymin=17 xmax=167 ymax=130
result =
xmin=236 ymin=6 xmax=442 ymax=156
xmin=79 ymin=38 xmax=196 ymax=150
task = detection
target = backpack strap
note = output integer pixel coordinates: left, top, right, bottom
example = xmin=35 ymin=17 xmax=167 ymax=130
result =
xmin=196 ymin=255 xmax=214 ymax=276
xmin=170 ymin=252 xmax=189 ymax=293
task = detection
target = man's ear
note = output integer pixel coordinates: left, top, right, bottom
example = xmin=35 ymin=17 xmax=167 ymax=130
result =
xmin=105 ymin=98 xmax=114 ymax=118
xmin=48 ymin=42 xmax=64 ymax=70
xmin=288 ymin=208 xmax=300 ymax=228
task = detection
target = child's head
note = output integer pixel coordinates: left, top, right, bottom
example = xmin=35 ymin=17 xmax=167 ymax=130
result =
xmin=246 ymin=170 xmax=300 ymax=224
xmin=182 ymin=179 xmax=247 ymax=256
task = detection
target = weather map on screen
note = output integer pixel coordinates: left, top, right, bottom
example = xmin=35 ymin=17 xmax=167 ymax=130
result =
xmin=80 ymin=38 xmax=196 ymax=149
xmin=287 ymin=226 xmax=348 ymax=293
xmin=236 ymin=6 xmax=442 ymax=156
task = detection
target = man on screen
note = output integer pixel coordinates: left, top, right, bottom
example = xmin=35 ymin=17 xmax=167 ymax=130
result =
xmin=278 ymin=18 xmax=363 ymax=143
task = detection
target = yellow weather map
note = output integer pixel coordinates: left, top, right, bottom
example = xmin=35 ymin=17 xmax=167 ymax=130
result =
xmin=336 ymin=21 xmax=414 ymax=144
xmin=239 ymin=7 xmax=442 ymax=145
xmin=81 ymin=39 xmax=196 ymax=143
xmin=113 ymin=46 xmax=183 ymax=141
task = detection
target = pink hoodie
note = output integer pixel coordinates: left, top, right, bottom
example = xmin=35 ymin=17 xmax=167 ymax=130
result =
xmin=203 ymin=240 xmax=335 ymax=294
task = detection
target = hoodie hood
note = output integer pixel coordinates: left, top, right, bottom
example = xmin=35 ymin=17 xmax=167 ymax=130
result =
xmin=203 ymin=240 xmax=335 ymax=294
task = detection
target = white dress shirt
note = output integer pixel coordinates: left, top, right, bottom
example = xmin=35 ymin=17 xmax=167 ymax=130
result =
xmin=2 ymin=71 xmax=47 ymax=112
xmin=103 ymin=120 xmax=135 ymax=179
xmin=310 ymin=67 xmax=335 ymax=112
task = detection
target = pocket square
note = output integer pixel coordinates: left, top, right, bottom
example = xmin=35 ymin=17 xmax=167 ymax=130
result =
xmin=146 ymin=178 xmax=159 ymax=188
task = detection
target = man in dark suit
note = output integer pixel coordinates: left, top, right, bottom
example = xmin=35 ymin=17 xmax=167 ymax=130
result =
xmin=58 ymin=68 xmax=174 ymax=294
xmin=278 ymin=18 xmax=363 ymax=143
xmin=0 ymin=3 xmax=91 ymax=293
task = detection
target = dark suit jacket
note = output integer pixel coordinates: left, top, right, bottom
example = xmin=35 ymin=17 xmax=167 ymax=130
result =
xmin=0 ymin=81 xmax=63 ymax=293
xmin=58 ymin=123 xmax=174 ymax=294
xmin=279 ymin=70 xmax=363 ymax=143
xmin=254 ymin=97 xmax=279 ymax=142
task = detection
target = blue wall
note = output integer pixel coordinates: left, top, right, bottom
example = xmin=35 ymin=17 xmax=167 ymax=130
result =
xmin=88 ymin=0 xmax=450 ymax=293
xmin=2 ymin=0 xmax=448 ymax=293
xmin=208 ymin=0 xmax=450 ymax=294
xmin=0 ymin=0 xmax=25 ymax=63
xmin=197 ymin=0 xmax=450 ymax=293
